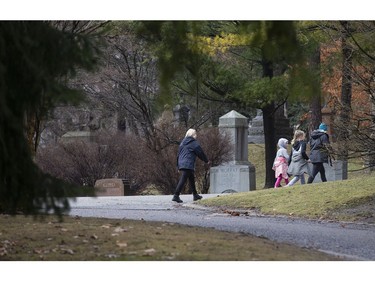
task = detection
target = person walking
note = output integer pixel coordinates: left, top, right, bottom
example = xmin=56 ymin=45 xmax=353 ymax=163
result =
xmin=272 ymin=138 xmax=289 ymax=188
xmin=172 ymin=128 xmax=210 ymax=203
xmin=286 ymin=130 xmax=311 ymax=186
xmin=307 ymin=123 xmax=331 ymax=184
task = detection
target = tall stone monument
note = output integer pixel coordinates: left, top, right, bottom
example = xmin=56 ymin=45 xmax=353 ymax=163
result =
xmin=210 ymin=110 xmax=256 ymax=193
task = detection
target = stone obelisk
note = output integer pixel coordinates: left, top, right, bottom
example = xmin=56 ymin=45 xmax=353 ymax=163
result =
xmin=210 ymin=110 xmax=256 ymax=193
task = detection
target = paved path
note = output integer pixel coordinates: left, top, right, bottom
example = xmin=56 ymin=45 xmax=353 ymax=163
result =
xmin=67 ymin=195 xmax=375 ymax=260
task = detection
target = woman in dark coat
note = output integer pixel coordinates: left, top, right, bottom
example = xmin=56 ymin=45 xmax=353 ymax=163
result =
xmin=307 ymin=123 xmax=331 ymax=183
xmin=172 ymin=129 xmax=209 ymax=203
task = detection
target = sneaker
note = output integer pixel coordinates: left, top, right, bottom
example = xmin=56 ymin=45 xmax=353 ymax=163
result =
xmin=172 ymin=195 xmax=183 ymax=203
xmin=193 ymin=194 xmax=203 ymax=201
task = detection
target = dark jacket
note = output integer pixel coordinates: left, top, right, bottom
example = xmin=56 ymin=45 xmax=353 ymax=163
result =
xmin=309 ymin=130 xmax=330 ymax=163
xmin=177 ymin=137 xmax=208 ymax=171
xmin=288 ymin=140 xmax=309 ymax=165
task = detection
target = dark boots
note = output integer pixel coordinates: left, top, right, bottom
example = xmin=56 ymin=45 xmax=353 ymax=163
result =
xmin=193 ymin=194 xmax=202 ymax=201
xmin=172 ymin=194 xmax=202 ymax=203
xmin=172 ymin=194 xmax=183 ymax=203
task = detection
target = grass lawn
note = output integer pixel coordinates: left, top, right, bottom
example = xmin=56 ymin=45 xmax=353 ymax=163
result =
xmin=0 ymin=214 xmax=339 ymax=261
xmin=200 ymin=144 xmax=375 ymax=223
xmin=197 ymin=176 xmax=375 ymax=223
xmin=248 ymin=144 xmax=368 ymax=189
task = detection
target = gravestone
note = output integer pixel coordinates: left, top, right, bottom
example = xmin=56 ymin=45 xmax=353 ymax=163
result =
xmin=94 ymin=179 xmax=124 ymax=196
xmin=60 ymin=131 xmax=96 ymax=143
xmin=173 ymin=104 xmax=190 ymax=126
xmin=274 ymin=105 xmax=293 ymax=142
xmin=210 ymin=110 xmax=256 ymax=193
xmin=248 ymin=109 xmax=265 ymax=144
xmin=248 ymin=106 xmax=293 ymax=144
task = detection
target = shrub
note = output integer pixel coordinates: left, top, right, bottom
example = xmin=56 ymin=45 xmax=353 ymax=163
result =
xmin=36 ymin=127 xmax=232 ymax=195
xmin=36 ymin=132 xmax=144 ymax=193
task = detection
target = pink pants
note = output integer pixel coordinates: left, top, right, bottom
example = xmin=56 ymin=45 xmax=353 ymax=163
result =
xmin=274 ymin=175 xmax=289 ymax=188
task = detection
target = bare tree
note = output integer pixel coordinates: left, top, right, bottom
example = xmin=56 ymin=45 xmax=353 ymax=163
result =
xmin=25 ymin=21 xmax=109 ymax=155
xmin=80 ymin=28 xmax=161 ymax=148
xmin=195 ymin=127 xmax=232 ymax=193
xmin=317 ymin=21 xmax=375 ymax=170
xmin=36 ymin=132 xmax=131 ymax=187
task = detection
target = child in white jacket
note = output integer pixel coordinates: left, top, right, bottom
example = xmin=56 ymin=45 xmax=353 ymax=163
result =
xmin=272 ymin=138 xmax=290 ymax=188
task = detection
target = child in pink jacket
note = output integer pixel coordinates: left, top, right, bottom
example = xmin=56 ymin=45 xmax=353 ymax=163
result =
xmin=272 ymin=138 xmax=290 ymax=188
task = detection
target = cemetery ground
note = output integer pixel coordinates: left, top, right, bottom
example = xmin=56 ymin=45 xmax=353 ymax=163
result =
xmin=0 ymin=213 xmax=339 ymax=261
xmin=1 ymin=176 xmax=374 ymax=261
xmin=1 ymin=145 xmax=374 ymax=261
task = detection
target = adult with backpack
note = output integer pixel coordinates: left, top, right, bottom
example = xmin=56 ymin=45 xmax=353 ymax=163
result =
xmin=307 ymin=123 xmax=331 ymax=184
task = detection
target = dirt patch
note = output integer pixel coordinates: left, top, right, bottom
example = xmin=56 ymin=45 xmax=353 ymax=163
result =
xmin=327 ymin=200 xmax=375 ymax=224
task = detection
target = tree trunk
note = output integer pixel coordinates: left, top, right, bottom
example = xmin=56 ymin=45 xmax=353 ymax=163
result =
xmin=261 ymin=57 xmax=277 ymax=188
xmin=262 ymin=102 xmax=277 ymax=188
xmin=339 ymin=21 xmax=353 ymax=163
xmin=308 ymin=45 xmax=322 ymax=135
xmin=25 ymin=110 xmax=42 ymax=157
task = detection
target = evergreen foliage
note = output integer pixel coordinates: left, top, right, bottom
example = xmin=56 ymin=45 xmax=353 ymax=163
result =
xmin=0 ymin=21 xmax=99 ymax=217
